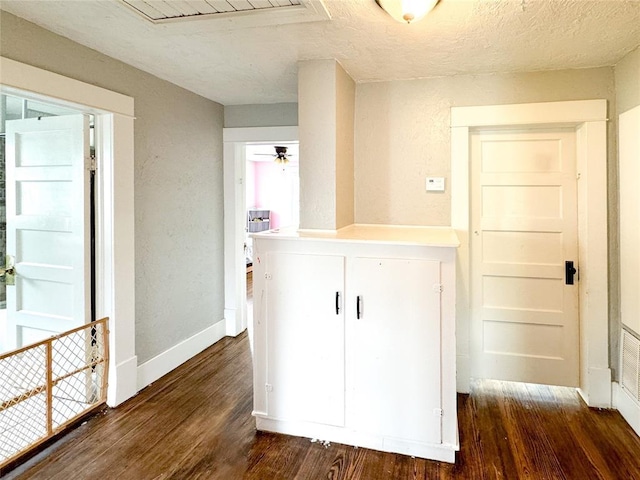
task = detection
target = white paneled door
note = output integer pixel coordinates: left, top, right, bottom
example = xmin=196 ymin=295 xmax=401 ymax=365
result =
xmin=5 ymin=115 xmax=91 ymax=350
xmin=471 ymin=128 xmax=579 ymax=387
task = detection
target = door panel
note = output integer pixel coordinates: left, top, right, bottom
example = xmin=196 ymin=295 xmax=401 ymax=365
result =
xmin=350 ymin=257 xmax=442 ymax=444
xmin=471 ymin=128 xmax=579 ymax=387
xmin=5 ymin=115 xmax=91 ymax=350
xmin=265 ymin=252 xmax=345 ymax=427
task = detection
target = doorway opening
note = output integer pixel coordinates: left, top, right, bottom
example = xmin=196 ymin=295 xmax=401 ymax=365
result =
xmin=223 ymin=126 xmax=299 ymax=338
xmin=244 ymin=141 xmax=300 ymax=323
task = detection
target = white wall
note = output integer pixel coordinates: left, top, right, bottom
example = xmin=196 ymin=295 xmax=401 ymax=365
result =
xmin=616 ymin=46 xmax=640 ymax=116
xmin=0 ymin=12 xmax=225 ymax=366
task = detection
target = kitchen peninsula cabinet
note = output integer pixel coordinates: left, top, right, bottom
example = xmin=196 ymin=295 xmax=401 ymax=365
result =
xmin=250 ymin=224 xmax=459 ymax=462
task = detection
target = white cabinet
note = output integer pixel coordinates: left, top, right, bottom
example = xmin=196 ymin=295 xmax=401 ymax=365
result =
xmin=265 ymin=252 xmax=345 ymax=427
xmin=251 ymin=225 xmax=458 ymax=463
xmin=350 ymin=257 xmax=442 ymax=444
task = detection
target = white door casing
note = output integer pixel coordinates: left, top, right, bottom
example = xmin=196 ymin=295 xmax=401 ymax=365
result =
xmin=1 ymin=56 xmax=137 ymax=407
xmin=223 ymin=126 xmax=299 ymax=338
xmin=451 ymin=100 xmax=610 ymax=408
xmin=470 ymin=128 xmax=579 ymax=386
xmin=5 ymin=114 xmax=90 ymax=349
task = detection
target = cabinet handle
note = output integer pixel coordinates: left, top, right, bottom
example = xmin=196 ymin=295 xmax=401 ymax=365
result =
xmin=356 ymin=295 xmax=362 ymax=319
xmin=335 ymin=291 xmax=341 ymax=315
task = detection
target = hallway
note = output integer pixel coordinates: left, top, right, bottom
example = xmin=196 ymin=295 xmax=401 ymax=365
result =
xmin=4 ymin=331 xmax=640 ymax=479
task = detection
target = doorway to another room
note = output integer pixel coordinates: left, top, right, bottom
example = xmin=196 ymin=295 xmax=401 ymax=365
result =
xmin=244 ymin=142 xmax=300 ymax=324
xmin=451 ymin=100 xmax=610 ymax=407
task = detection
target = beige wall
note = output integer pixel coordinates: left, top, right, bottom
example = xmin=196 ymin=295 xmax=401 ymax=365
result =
xmin=298 ymin=59 xmax=355 ymax=230
xmin=355 ymin=68 xmax=616 ymax=225
xmin=335 ymin=62 xmax=355 ymax=229
xmin=298 ymin=60 xmax=337 ymax=230
xmin=0 ymin=12 xmax=225 ymax=365
xmin=615 ymin=46 xmax=640 ymax=115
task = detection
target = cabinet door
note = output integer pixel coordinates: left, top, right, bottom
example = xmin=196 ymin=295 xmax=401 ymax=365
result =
xmin=350 ymin=257 xmax=442 ymax=443
xmin=266 ymin=252 xmax=345 ymax=427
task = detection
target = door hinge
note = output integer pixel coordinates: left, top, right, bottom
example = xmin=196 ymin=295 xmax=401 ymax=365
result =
xmin=264 ymin=273 xmax=272 ymax=280
xmin=265 ymin=383 xmax=273 ymax=392
xmin=433 ymin=408 xmax=443 ymax=417
xmin=89 ymin=154 xmax=97 ymax=172
xmin=432 ymin=283 xmax=443 ymax=293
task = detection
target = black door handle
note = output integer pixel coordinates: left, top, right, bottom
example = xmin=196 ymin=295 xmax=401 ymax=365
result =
xmin=335 ymin=291 xmax=340 ymax=315
xmin=565 ymin=261 xmax=577 ymax=285
xmin=356 ymin=295 xmax=362 ymax=319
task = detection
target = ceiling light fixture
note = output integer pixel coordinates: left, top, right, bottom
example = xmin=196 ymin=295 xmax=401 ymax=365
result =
xmin=375 ymin=0 xmax=439 ymax=24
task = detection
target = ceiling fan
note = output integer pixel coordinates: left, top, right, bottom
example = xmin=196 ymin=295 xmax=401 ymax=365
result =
xmin=254 ymin=145 xmax=297 ymax=164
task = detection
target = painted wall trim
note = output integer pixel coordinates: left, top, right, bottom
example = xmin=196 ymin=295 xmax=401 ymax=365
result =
xmin=137 ymin=319 xmax=227 ymax=391
xmin=1 ymin=57 xmax=137 ymax=408
xmin=451 ymin=100 xmax=610 ymax=407
xmin=450 ymin=99 xmax=606 ymax=127
xmin=109 ymin=356 xmax=138 ymax=407
xmin=578 ymin=367 xmax=612 ymax=408
xmin=613 ymin=382 xmax=640 ymax=437
xmin=0 ymin=56 xmax=134 ymax=117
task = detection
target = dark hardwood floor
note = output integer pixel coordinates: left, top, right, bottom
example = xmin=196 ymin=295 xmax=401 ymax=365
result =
xmin=4 ymin=327 xmax=640 ymax=479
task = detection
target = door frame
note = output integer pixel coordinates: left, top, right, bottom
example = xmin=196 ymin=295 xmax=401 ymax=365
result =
xmin=223 ymin=126 xmax=298 ymax=336
xmin=0 ymin=57 xmax=137 ymax=407
xmin=451 ymin=100 xmax=611 ymax=408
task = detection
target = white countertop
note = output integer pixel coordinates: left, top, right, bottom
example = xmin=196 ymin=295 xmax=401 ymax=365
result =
xmin=252 ymin=224 xmax=460 ymax=247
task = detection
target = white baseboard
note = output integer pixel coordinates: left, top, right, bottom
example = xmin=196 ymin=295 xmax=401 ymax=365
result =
xmin=456 ymin=354 xmax=470 ymax=393
xmin=613 ymin=382 xmax=640 ymax=437
xmin=107 ymin=355 xmax=138 ymax=407
xmin=255 ymin=416 xmax=457 ymax=463
xmin=137 ymin=319 xmax=226 ymax=391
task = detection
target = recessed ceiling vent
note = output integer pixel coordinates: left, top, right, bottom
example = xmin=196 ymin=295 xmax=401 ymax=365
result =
xmin=121 ymin=0 xmax=329 ymax=24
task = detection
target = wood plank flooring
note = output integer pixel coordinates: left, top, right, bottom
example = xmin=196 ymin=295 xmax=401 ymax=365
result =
xmin=4 ymin=330 xmax=640 ymax=479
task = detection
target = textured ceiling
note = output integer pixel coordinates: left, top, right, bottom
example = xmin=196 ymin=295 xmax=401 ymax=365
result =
xmin=1 ymin=0 xmax=639 ymax=105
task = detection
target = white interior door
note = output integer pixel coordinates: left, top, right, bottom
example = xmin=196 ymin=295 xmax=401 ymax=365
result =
xmin=471 ymin=128 xmax=579 ymax=387
xmin=5 ymin=114 xmax=91 ymax=350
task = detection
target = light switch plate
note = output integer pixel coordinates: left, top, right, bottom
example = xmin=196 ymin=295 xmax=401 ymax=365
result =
xmin=426 ymin=177 xmax=445 ymax=192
